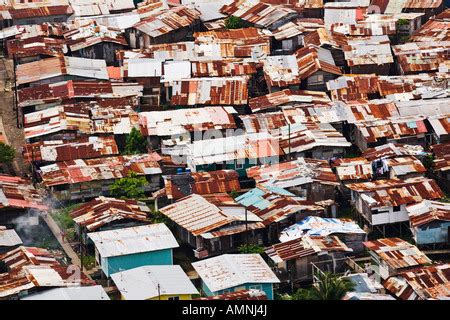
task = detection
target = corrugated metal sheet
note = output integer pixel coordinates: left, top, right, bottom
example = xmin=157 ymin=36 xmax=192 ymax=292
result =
xmin=70 ymin=196 xmax=150 ymax=231
xmin=88 ymin=223 xmax=178 ymax=258
xmin=364 ymin=237 xmax=432 ymax=270
xmin=0 ymin=175 xmax=48 ymax=211
xmin=407 ymin=200 xmax=450 ymax=228
xmin=191 ymin=254 xmax=280 ymax=292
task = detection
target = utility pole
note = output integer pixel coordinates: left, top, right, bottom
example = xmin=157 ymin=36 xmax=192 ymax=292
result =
xmin=245 ymin=207 xmax=249 ymax=248
xmin=157 ymin=283 xmax=161 ymax=300
xmin=288 ymin=123 xmax=291 ymax=160
xmin=80 ymin=228 xmax=84 ymax=272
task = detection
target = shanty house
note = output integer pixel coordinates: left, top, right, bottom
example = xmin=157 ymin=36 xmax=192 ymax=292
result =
xmin=246 ymin=158 xmax=340 ymax=203
xmin=186 ymin=132 xmax=282 ymax=177
xmin=130 ymin=6 xmax=201 ymax=47
xmin=38 ymin=153 xmax=162 ymax=201
xmin=383 ymin=264 xmax=450 ymax=300
xmin=346 ymin=178 xmax=444 ymax=233
xmin=279 ymin=216 xmax=367 ymax=254
xmin=192 ymin=254 xmax=280 ymax=300
xmin=431 ymin=142 xmax=450 ymax=192
xmin=159 ymin=194 xmax=265 ymax=259
xmin=265 ymin=235 xmax=353 ymax=283
xmin=364 ymin=237 xmax=432 ymax=282
xmin=406 ymin=200 xmax=450 ymax=247
xmin=21 ymin=285 xmax=110 ymax=300
xmin=70 ymin=196 xmax=151 ymax=238
xmin=88 ymin=224 xmax=179 ymax=277
xmin=0 ymin=226 xmax=22 ymax=254
xmin=111 ymin=265 xmax=198 ymax=300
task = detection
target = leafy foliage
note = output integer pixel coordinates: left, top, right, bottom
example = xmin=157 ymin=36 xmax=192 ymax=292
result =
xmin=229 ymin=189 xmax=240 ymax=199
xmin=421 ymin=154 xmax=434 ymax=170
xmin=292 ymin=272 xmax=355 ymax=300
xmin=124 ymin=127 xmax=148 ymax=155
xmin=110 ymin=171 xmax=148 ymax=199
xmin=238 ymin=243 xmax=265 ymax=254
xmin=151 ymin=210 xmax=172 ymax=226
xmin=0 ymin=143 xmax=15 ymax=163
xmin=225 ymin=15 xmax=244 ymax=29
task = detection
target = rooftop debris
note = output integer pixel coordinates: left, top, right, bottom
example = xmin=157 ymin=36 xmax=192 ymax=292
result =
xmin=0 ymin=175 xmax=48 ymax=211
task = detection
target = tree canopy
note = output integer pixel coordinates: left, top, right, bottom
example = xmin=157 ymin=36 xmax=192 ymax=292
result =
xmin=238 ymin=243 xmax=265 ymax=254
xmin=110 ymin=171 xmax=148 ymax=199
xmin=124 ymin=127 xmax=148 ymax=155
xmin=292 ymin=272 xmax=355 ymax=300
xmin=0 ymin=143 xmax=15 ymax=164
xmin=225 ymin=15 xmax=244 ymax=29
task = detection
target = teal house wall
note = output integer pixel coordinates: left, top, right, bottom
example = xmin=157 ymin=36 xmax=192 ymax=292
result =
xmin=415 ymin=221 xmax=450 ymax=245
xmin=201 ymin=282 xmax=275 ymax=300
xmin=101 ymin=248 xmax=173 ymax=277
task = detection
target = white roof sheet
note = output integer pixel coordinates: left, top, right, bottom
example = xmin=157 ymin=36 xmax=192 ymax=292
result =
xmin=192 ymin=254 xmax=279 ymax=292
xmin=0 ymin=227 xmax=23 ymax=247
xmin=111 ymin=265 xmax=198 ymax=300
xmin=22 ymin=285 xmax=110 ymax=300
xmin=88 ymin=224 xmax=179 ymax=258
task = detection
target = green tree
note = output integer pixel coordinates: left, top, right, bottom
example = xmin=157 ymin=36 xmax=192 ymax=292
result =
xmin=229 ymin=189 xmax=239 ymax=199
xmin=421 ymin=154 xmax=434 ymax=170
xmin=238 ymin=244 xmax=265 ymax=254
xmin=225 ymin=15 xmax=244 ymax=29
xmin=124 ymin=127 xmax=147 ymax=155
xmin=110 ymin=171 xmax=148 ymax=199
xmin=0 ymin=143 xmax=15 ymax=164
xmin=292 ymin=272 xmax=355 ymax=300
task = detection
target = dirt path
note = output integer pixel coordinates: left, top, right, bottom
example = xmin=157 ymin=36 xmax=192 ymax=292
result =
xmin=0 ymin=58 xmax=27 ymax=176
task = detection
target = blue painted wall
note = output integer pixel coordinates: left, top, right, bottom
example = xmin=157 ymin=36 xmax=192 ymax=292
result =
xmin=416 ymin=221 xmax=450 ymax=245
xmin=202 ymin=282 xmax=274 ymax=300
xmin=102 ymin=248 xmax=173 ymax=277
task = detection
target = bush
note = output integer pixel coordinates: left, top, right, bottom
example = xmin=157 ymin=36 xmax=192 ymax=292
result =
xmin=110 ymin=171 xmax=149 ymax=199
xmin=225 ymin=16 xmax=244 ymax=29
xmin=0 ymin=143 xmax=15 ymax=164
xmin=124 ymin=127 xmax=148 ymax=155
xmin=52 ymin=204 xmax=79 ymax=230
xmin=238 ymin=243 xmax=265 ymax=254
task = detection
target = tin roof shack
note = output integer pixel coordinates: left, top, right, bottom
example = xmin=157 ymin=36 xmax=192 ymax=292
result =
xmin=6 ymin=36 xmax=68 ymax=64
xmin=372 ymin=0 xmax=444 ymax=23
xmin=15 ymin=56 xmax=110 ymax=87
xmin=130 ymin=6 xmax=201 ymax=48
xmin=69 ymin=0 xmax=135 ymax=17
xmin=246 ymin=158 xmax=339 ymax=202
xmin=159 ymin=193 xmax=265 ymax=259
xmin=22 ymin=136 xmax=119 ymax=164
xmin=88 ymin=223 xmax=178 ymax=277
xmin=0 ymin=246 xmax=93 ymax=299
xmin=262 ymin=55 xmax=301 ymax=92
xmin=162 ymin=170 xmax=241 ymax=201
xmin=0 ymin=175 xmax=48 ymax=215
xmin=431 ymin=142 xmax=450 ymax=192
xmin=270 ymin=18 xmax=324 ymax=54
xmin=275 ymin=122 xmax=351 ymax=159
xmin=383 ymin=263 xmax=450 ymax=300
xmin=248 ymin=89 xmax=331 ymax=113
xmin=327 ymin=74 xmax=379 ymax=101
xmin=346 ymin=178 xmax=444 ymax=232
xmin=38 ymin=153 xmax=162 ymax=201
xmin=70 ymin=196 xmax=151 ymax=241
xmin=195 ymin=289 xmax=267 ymax=300
xmin=220 ymin=0 xmax=298 ymax=30
xmin=383 ymin=156 xmax=427 ymax=179
xmin=406 ymin=200 xmax=450 ymax=247
xmin=428 ymin=115 xmax=450 ymax=144
xmin=392 ymin=42 xmax=450 ymax=75
xmin=324 ymin=2 xmax=367 ymax=28
xmin=342 ymin=272 xmax=385 ymax=295
xmin=138 ymin=106 xmax=237 ymax=155
xmin=18 ymin=80 xmax=143 ymax=109
xmin=332 ymin=157 xmax=373 ymax=184
xmin=294 ymin=45 xmax=342 ymax=91
xmin=21 ymin=285 xmax=110 ymax=300
xmin=353 ymin=118 xmax=429 ymax=151
xmin=23 ymin=105 xmax=91 ymax=142
xmin=192 ymin=253 xmax=280 ymax=300
xmin=235 ymin=185 xmax=330 ymax=243
xmin=409 ymin=9 xmax=449 ymax=41
xmin=265 ymin=235 xmax=352 ymax=283
xmin=6 ymin=0 xmax=73 ymax=26
xmin=111 ymin=265 xmax=198 ymax=300
xmin=362 ymin=143 xmax=426 ymax=162
xmin=0 ymin=226 xmax=22 ymax=254
xmin=364 ymin=237 xmax=432 ymax=282
xmin=342 ymin=35 xmax=394 ymax=75
xmin=64 ymin=22 xmax=128 ymax=65
xmin=193 ymin=27 xmax=271 ymax=59
xmin=168 ymin=76 xmax=249 ymax=106
xmin=279 ymin=216 xmax=367 ymax=254
xmin=186 ymin=132 xmax=282 ymax=177
xmin=394 ymin=12 xmax=425 ymax=37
